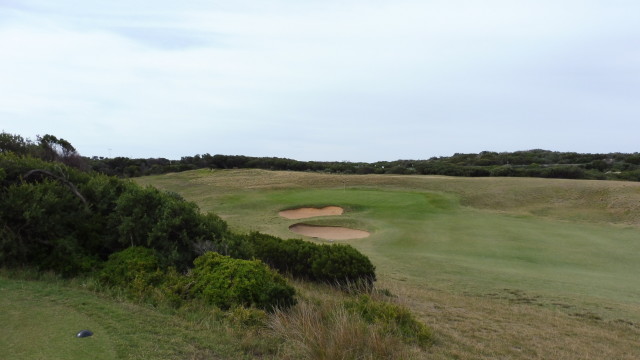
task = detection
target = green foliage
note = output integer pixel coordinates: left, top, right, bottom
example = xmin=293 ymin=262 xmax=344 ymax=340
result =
xmin=227 ymin=306 xmax=268 ymax=328
xmin=155 ymin=266 xmax=193 ymax=308
xmin=0 ymin=152 xmax=236 ymax=274
xmin=0 ymin=132 xmax=32 ymax=155
xmin=111 ymin=185 xmax=233 ymax=269
xmin=98 ymin=246 xmax=169 ymax=303
xmin=249 ymin=234 xmax=316 ymax=277
xmin=247 ymin=232 xmax=376 ymax=285
xmin=311 ymin=243 xmax=377 ymax=285
xmin=90 ymin=147 xmax=640 ymax=182
xmin=190 ymin=252 xmax=296 ymax=311
xmin=0 ymin=177 xmax=98 ymax=275
xmin=98 ymin=246 xmax=163 ymax=288
xmin=345 ymin=294 xmax=432 ymax=347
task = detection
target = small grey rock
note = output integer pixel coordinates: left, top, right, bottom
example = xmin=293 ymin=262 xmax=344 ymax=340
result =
xmin=76 ymin=330 xmax=93 ymax=338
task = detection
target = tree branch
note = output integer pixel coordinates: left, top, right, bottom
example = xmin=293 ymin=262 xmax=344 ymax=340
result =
xmin=24 ymin=169 xmax=88 ymax=205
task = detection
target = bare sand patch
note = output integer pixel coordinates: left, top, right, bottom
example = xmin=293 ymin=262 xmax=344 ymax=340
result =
xmin=279 ymin=206 xmax=344 ymax=219
xmin=289 ymin=223 xmax=370 ymax=240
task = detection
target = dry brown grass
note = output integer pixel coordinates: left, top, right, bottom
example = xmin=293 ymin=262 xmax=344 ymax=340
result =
xmin=378 ymin=276 xmax=640 ymax=360
xmin=265 ymin=280 xmax=425 ymax=359
xmin=270 ymin=301 xmax=410 ymax=360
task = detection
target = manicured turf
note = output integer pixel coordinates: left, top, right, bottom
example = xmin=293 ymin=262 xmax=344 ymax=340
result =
xmin=0 ymin=282 xmax=117 ymax=360
xmin=0 ymin=275 xmax=247 ymax=360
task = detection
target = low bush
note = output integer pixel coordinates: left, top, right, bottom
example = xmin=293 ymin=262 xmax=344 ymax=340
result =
xmin=98 ymin=247 xmax=163 ymax=294
xmin=247 ymin=232 xmax=376 ymax=285
xmin=190 ymin=252 xmax=296 ymax=311
xmin=311 ymin=243 xmax=376 ymax=285
xmin=249 ymin=234 xmax=315 ymax=277
xmin=227 ymin=306 xmax=269 ymax=328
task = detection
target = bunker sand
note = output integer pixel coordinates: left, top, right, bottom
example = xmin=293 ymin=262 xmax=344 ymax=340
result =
xmin=289 ymin=223 xmax=370 ymax=240
xmin=278 ymin=206 xmax=344 ymax=219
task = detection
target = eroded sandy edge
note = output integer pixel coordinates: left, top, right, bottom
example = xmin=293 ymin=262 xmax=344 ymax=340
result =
xmin=279 ymin=206 xmax=344 ymax=219
xmin=289 ymin=223 xmax=370 ymax=240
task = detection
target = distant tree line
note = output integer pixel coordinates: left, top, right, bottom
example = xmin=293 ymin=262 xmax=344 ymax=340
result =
xmin=89 ymin=150 xmax=640 ymax=182
xmin=2 ymin=132 xmax=639 ymax=181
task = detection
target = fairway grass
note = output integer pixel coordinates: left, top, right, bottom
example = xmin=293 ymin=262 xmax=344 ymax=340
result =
xmin=0 ymin=282 xmax=117 ymax=360
xmin=136 ymin=169 xmax=640 ymax=359
xmin=0 ymin=275 xmax=248 ymax=360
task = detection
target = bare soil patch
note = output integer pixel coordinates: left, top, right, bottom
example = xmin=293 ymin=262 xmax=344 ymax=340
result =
xmin=279 ymin=206 xmax=344 ymax=219
xmin=289 ymin=223 xmax=370 ymax=240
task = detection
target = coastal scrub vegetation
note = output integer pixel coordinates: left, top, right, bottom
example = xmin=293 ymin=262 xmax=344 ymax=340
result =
xmin=4 ymin=131 xmax=640 ymax=181
xmin=86 ymin=151 xmax=640 ymax=181
xmin=0 ymin=132 xmax=423 ymax=358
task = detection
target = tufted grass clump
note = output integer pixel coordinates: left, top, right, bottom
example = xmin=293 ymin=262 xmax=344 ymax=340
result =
xmin=345 ymin=294 xmax=433 ymax=347
xmin=270 ymin=300 xmax=413 ymax=360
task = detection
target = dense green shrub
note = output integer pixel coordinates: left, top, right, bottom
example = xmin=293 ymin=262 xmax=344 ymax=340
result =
xmin=153 ymin=266 xmax=194 ymax=308
xmin=0 ymin=153 xmax=238 ymax=274
xmin=110 ymin=185 xmax=236 ymax=269
xmin=345 ymin=295 xmax=432 ymax=347
xmin=98 ymin=247 xmax=163 ymax=289
xmin=311 ymin=243 xmax=376 ymax=285
xmin=190 ymin=252 xmax=296 ymax=311
xmin=0 ymin=177 xmax=98 ymax=275
xmin=249 ymin=234 xmax=315 ymax=276
xmin=247 ymin=232 xmax=376 ymax=285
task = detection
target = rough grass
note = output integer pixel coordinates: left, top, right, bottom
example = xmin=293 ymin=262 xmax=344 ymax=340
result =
xmin=268 ymin=279 xmax=426 ymax=359
xmin=0 ymin=271 xmax=429 ymax=360
xmin=270 ymin=300 xmax=407 ymax=360
xmin=136 ymin=169 xmax=640 ymax=359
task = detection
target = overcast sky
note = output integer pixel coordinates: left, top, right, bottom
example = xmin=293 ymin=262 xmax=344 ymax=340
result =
xmin=1 ymin=1 xmax=638 ymax=161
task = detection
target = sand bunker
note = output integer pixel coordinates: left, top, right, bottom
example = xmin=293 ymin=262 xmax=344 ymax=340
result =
xmin=279 ymin=206 xmax=344 ymax=219
xmin=289 ymin=223 xmax=370 ymax=240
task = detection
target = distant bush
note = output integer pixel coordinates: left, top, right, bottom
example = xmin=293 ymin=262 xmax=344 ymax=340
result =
xmin=190 ymin=252 xmax=296 ymax=311
xmin=247 ymin=232 xmax=376 ymax=285
xmin=617 ymin=169 xmax=640 ymax=182
xmin=541 ymin=166 xmax=586 ymax=179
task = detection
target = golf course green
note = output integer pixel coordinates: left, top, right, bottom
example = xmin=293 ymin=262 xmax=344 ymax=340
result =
xmin=136 ymin=169 xmax=640 ymax=321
